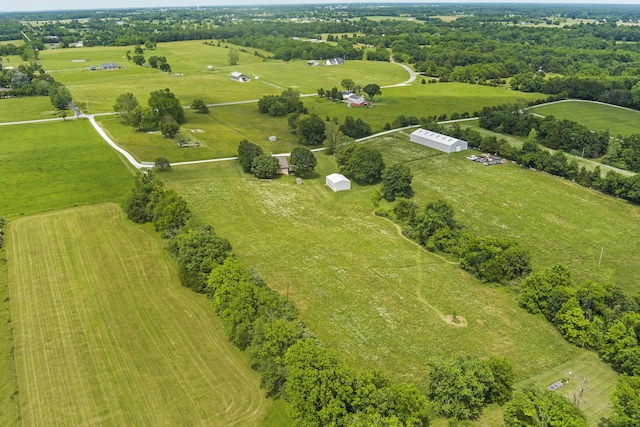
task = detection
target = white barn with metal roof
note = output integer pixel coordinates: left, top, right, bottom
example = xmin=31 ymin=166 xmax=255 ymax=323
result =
xmin=326 ymin=173 xmax=351 ymax=192
xmin=409 ymin=128 xmax=468 ymax=153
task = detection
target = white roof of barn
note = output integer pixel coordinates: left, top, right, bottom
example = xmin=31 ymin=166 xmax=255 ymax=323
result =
xmin=410 ymin=128 xmax=462 ymax=146
xmin=230 ymin=71 xmax=245 ymax=78
xmin=326 ymin=173 xmax=349 ymax=184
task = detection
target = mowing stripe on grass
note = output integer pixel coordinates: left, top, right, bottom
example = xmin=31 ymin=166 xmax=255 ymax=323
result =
xmin=7 ymin=203 xmax=269 ymax=426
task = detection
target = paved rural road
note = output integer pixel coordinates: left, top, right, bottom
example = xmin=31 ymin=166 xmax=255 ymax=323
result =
xmin=383 ymin=57 xmax=417 ymax=88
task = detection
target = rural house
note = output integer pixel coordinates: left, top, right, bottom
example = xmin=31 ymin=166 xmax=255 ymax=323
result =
xmin=325 ymin=57 xmax=345 ymax=66
xmin=409 ymin=128 xmax=468 ymax=153
xmin=230 ymin=71 xmax=250 ymax=82
xmin=347 ymin=94 xmax=370 ymax=107
xmin=326 ymin=173 xmax=351 ymax=192
xmin=101 ymin=62 xmax=118 ymax=70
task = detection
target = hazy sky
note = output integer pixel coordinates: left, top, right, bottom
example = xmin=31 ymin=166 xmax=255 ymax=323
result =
xmin=3 ymin=0 xmax=640 ymax=14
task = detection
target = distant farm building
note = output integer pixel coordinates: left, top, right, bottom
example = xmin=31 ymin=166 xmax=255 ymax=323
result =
xmin=268 ymin=136 xmax=277 ymax=142
xmin=325 ymin=57 xmax=345 ymax=66
xmin=101 ymin=62 xmax=118 ymax=70
xmin=409 ymin=128 xmax=468 ymax=153
xmin=347 ymin=94 xmax=371 ymax=108
xmin=307 ymin=60 xmax=319 ymax=66
xmin=326 ymin=173 xmax=351 ymax=192
xmin=230 ymin=71 xmax=249 ymax=82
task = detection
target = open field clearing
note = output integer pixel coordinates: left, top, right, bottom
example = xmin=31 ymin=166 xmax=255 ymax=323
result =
xmin=0 ymin=96 xmax=60 ymax=122
xmin=6 ymin=203 xmax=276 ymax=426
xmin=531 ymin=100 xmax=640 ymax=136
xmin=162 ymin=152 xmax=615 ymax=424
xmin=41 ymin=40 xmax=406 ymax=113
xmin=0 ymin=120 xmax=133 ymax=218
xmin=363 ymin=136 xmax=640 ymax=291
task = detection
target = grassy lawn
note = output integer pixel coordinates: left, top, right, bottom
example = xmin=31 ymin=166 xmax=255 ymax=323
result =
xmin=531 ymin=100 xmax=640 ymax=136
xmin=161 ymin=151 xmax=616 ymax=424
xmin=6 ymin=203 xmax=285 ymax=426
xmin=0 ymin=120 xmax=133 ymax=218
xmin=0 ymin=96 xmax=60 ymax=122
xmin=40 ymin=40 xmax=407 ymax=113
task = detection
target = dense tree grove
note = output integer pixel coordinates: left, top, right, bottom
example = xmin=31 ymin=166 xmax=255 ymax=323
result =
xmin=381 ymin=164 xmax=413 ymax=201
xmin=0 ymin=217 xmax=5 ymax=250
xmin=121 ymin=171 xmax=433 ymax=425
xmin=503 ymin=386 xmax=588 ymax=427
xmin=289 ymin=147 xmax=317 ymax=176
xmin=257 ymin=88 xmax=303 ymax=117
xmin=389 ymin=198 xmax=531 ymax=285
xmin=114 ymin=89 xmax=185 ymax=134
xmin=427 ymin=356 xmax=514 ymax=420
xmin=336 ymin=143 xmax=386 ymax=185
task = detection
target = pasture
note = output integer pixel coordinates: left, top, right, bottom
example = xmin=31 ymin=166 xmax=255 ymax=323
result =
xmin=531 ymin=100 xmax=640 ymax=136
xmin=39 ymin=40 xmax=406 ymax=113
xmin=161 ymin=150 xmax=616 ymax=424
xmin=0 ymin=96 xmax=59 ymax=122
xmin=0 ymin=120 xmax=133 ymax=218
xmin=6 ymin=203 xmax=278 ymax=426
xmin=99 ymin=82 xmax=543 ymax=163
xmin=365 ymin=135 xmax=640 ymax=291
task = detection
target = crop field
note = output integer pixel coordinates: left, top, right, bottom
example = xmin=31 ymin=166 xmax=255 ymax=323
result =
xmin=0 ymin=120 xmax=133 ymax=218
xmin=532 ymin=100 xmax=640 ymax=136
xmin=40 ymin=40 xmax=406 ymax=113
xmin=0 ymin=96 xmax=60 ymax=122
xmin=161 ymin=149 xmax=617 ymax=424
xmin=6 ymin=203 xmax=276 ymax=426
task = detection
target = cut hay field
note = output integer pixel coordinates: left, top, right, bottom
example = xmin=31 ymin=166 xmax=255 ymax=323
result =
xmin=531 ymin=100 xmax=640 ymax=136
xmin=99 ymin=82 xmax=543 ymax=163
xmin=0 ymin=120 xmax=133 ymax=218
xmin=40 ymin=40 xmax=406 ymax=113
xmin=0 ymin=96 xmax=60 ymax=122
xmin=161 ymin=151 xmax=617 ymax=424
xmin=6 ymin=203 xmax=277 ymax=426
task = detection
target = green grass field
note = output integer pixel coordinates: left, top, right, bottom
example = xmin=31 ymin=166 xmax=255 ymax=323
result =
xmin=0 ymin=120 xmax=133 ymax=218
xmin=39 ymin=40 xmax=407 ymax=113
xmin=532 ymin=100 xmax=640 ymax=136
xmin=0 ymin=96 xmax=60 ymax=122
xmin=97 ymin=82 xmax=543 ymax=163
xmin=161 ymin=148 xmax=618 ymax=424
xmin=6 ymin=203 xmax=284 ymax=426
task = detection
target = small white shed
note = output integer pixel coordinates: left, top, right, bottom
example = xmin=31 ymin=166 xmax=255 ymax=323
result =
xmin=326 ymin=173 xmax=351 ymax=192
xmin=410 ymin=128 xmax=468 ymax=153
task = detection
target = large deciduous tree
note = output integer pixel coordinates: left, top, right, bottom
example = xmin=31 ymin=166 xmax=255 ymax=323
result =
xmin=296 ymin=114 xmax=326 ymax=146
xmin=290 ymin=147 xmax=317 ymax=176
xmin=363 ymin=83 xmax=382 ymax=101
xmin=237 ymin=139 xmax=264 ymax=173
xmin=251 ymin=154 xmax=279 ymax=179
xmin=381 ymin=164 xmax=413 ymax=201
xmin=228 ymin=48 xmax=239 ymax=65
xmin=113 ymin=92 xmax=139 ymax=124
xmin=503 ymin=386 xmax=588 ymax=427
xmin=339 ymin=145 xmax=385 ymax=185
xmin=148 ymin=88 xmax=185 ymax=124
xmin=610 ymin=375 xmax=640 ymax=427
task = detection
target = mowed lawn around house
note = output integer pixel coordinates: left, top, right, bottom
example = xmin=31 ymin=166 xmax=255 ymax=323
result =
xmin=0 ymin=96 xmax=60 ymax=122
xmin=0 ymin=120 xmax=133 ymax=218
xmin=6 ymin=203 xmax=278 ymax=426
xmin=161 ymin=152 xmax=616 ymax=424
xmin=40 ymin=40 xmax=407 ymax=113
xmin=531 ymin=100 xmax=640 ymax=136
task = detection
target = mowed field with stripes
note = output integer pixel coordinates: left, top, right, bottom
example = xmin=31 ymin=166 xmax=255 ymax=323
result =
xmin=6 ymin=203 xmax=270 ymax=426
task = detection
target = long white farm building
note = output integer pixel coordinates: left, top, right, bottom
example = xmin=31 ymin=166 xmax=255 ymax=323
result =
xmin=410 ymin=128 xmax=468 ymax=153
